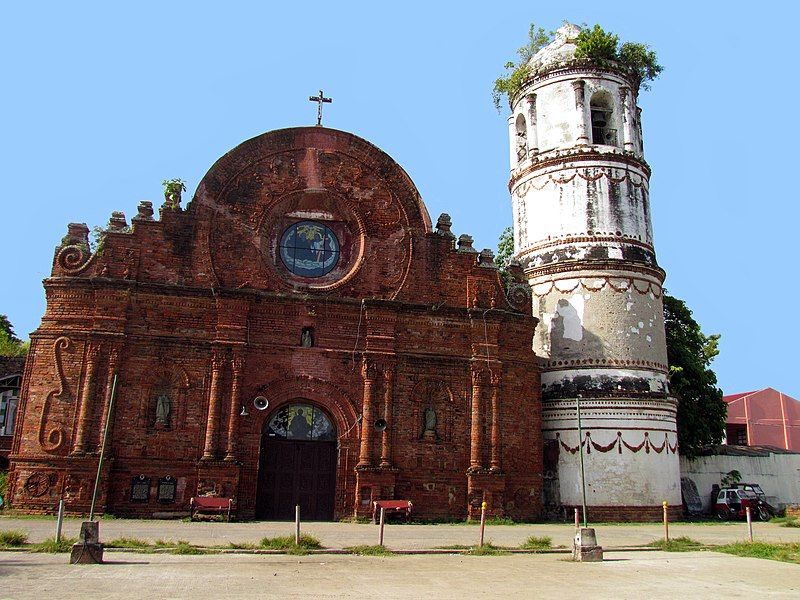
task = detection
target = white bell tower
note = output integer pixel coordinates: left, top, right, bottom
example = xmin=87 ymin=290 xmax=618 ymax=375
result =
xmin=509 ymin=23 xmax=680 ymax=519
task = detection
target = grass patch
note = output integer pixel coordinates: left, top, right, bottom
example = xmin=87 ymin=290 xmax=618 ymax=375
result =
xmin=0 ymin=529 xmax=28 ymax=547
xmin=781 ymin=519 xmax=800 ymax=528
xmin=520 ymin=536 xmax=552 ymax=551
xmin=338 ymin=516 xmax=371 ymax=524
xmin=346 ymin=544 xmax=395 ymax=556
xmin=466 ymin=543 xmax=510 ymax=556
xmin=172 ymin=541 xmax=206 ymax=555
xmin=716 ymin=541 xmax=800 ymax=565
xmin=105 ymin=537 xmax=152 ymax=549
xmin=32 ymin=536 xmax=77 ymax=553
xmin=646 ymin=536 xmax=704 ymax=552
xmin=154 ymin=539 xmax=177 ymax=548
xmin=227 ymin=541 xmax=258 ymax=550
xmin=260 ymin=534 xmax=323 ymax=554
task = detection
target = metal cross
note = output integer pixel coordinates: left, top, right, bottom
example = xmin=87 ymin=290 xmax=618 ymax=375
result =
xmin=309 ymin=89 xmax=332 ymax=126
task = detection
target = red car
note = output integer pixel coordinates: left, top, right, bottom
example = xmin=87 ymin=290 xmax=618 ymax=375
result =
xmin=714 ymin=487 xmax=769 ymax=521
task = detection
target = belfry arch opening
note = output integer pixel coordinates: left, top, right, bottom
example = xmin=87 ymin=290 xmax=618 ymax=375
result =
xmin=256 ymin=402 xmax=337 ymax=520
xmin=590 ymin=92 xmax=617 ymax=147
xmin=515 ymin=113 xmax=528 ymax=162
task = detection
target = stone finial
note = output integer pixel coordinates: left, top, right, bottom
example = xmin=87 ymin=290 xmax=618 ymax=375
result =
xmin=457 ymin=234 xmax=477 ymax=253
xmin=63 ymin=223 xmax=90 ymax=247
xmin=134 ymin=201 xmax=154 ymax=221
xmin=108 ymin=211 xmax=128 ymax=231
xmin=435 ymin=213 xmax=456 ymax=239
xmin=507 ymin=257 xmax=525 ymax=282
xmin=478 ymin=248 xmax=497 ymax=268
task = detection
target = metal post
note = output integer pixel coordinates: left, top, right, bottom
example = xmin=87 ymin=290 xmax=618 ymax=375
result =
xmin=663 ymin=501 xmax=669 ymax=542
xmin=479 ymin=501 xmax=487 ymax=547
xmin=379 ymin=507 xmax=385 ymax=547
xmin=89 ymin=373 xmax=118 ymax=521
xmin=746 ymin=506 xmax=753 ymax=542
xmin=56 ymin=499 xmax=65 ymax=543
xmin=576 ymin=394 xmax=588 ymax=528
xmin=574 ymin=507 xmax=579 ymax=530
xmin=295 ymin=505 xmax=301 ymax=545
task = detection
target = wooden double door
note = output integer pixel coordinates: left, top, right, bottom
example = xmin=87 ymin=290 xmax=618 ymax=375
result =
xmin=256 ymin=436 xmax=337 ymax=521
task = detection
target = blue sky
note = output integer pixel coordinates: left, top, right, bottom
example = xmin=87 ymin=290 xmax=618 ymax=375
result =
xmin=2 ymin=1 xmax=797 ymax=397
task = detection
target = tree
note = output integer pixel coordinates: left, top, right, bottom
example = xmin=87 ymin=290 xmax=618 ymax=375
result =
xmin=0 ymin=314 xmax=28 ymax=357
xmin=495 ymin=226 xmax=514 ymax=290
xmin=663 ymin=294 xmax=726 ymax=459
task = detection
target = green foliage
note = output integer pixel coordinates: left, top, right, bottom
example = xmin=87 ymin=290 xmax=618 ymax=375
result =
xmin=0 ymin=529 xmax=28 ymax=547
xmin=574 ymin=25 xmax=619 ymax=61
xmin=162 ymin=178 xmax=186 ymax=196
xmin=105 ymin=537 xmax=152 ymax=548
xmin=520 ymin=535 xmax=552 ymax=551
xmin=0 ymin=315 xmax=28 ymax=357
xmin=619 ymin=42 xmax=664 ymax=91
xmin=646 ymin=536 xmax=703 ymax=551
xmin=172 ymin=541 xmax=206 ymax=555
xmin=260 ymin=534 xmax=323 ymax=552
xmin=227 ymin=541 xmax=258 ymax=549
xmin=720 ymin=470 xmax=742 ymax=487
xmin=346 ymin=544 xmax=395 ymax=556
xmin=33 ymin=536 xmax=77 ymax=553
xmin=782 ymin=518 xmax=800 ymax=528
xmin=664 ymin=294 xmax=726 ymax=459
xmin=495 ymin=226 xmax=515 ymax=290
xmin=716 ymin=541 xmax=800 ymax=565
xmin=493 ymin=22 xmax=662 ymax=111
xmin=492 ymin=22 xmax=553 ymax=110
xmin=0 ymin=471 xmax=6 ymax=506
xmin=466 ymin=542 xmax=509 ymax=556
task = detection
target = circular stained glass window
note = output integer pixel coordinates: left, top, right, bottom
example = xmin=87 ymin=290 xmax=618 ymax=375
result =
xmin=279 ymin=221 xmax=340 ymax=278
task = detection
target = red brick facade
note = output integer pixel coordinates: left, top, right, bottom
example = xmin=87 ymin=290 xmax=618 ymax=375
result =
xmin=9 ymin=127 xmax=542 ymax=520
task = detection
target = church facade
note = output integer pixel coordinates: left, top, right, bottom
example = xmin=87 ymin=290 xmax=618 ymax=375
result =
xmin=8 ymin=127 xmax=542 ymax=520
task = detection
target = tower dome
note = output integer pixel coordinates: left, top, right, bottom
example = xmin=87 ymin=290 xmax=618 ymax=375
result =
xmin=508 ymin=23 xmax=681 ymax=519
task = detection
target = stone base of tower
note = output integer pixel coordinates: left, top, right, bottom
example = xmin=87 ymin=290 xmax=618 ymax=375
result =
xmin=542 ymin=396 xmax=681 ymax=518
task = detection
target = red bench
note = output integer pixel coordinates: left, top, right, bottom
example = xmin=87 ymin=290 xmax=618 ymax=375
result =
xmin=190 ymin=496 xmax=234 ymax=522
xmin=372 ymin=500 xmax=413 ymax=523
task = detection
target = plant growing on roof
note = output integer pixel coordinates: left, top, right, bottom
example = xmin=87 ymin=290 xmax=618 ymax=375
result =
xmin=492 ymin=22 xmax=663 ymax=111
xmin=162 ymin=178 xmax=187 ymax=209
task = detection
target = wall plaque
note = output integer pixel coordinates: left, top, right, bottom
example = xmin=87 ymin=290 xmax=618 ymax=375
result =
xmin=157 ymin=476 xmax=177 ymax=504
xmin=130 ymin=475 xmax=151 ymax=503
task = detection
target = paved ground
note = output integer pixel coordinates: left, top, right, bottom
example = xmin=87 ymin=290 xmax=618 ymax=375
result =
xmin=1 ymin=516 xmax=799 ymax=549
xmin=1 ymin=549 xmax=798 ymax=599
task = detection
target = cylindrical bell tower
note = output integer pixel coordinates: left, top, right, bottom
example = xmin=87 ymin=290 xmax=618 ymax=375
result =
xmin=509 ymin=23 xmax=680 ymax=519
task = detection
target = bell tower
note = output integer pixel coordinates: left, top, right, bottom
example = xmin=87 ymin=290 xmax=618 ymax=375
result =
xmin=508 ymin=23 xmax=680 ymax=519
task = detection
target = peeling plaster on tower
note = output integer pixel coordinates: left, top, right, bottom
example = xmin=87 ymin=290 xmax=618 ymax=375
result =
xmin=509 ymin=23 xmax=680 ymax=519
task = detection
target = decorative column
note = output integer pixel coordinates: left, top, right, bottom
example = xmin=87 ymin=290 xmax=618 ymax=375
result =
xmin=72 ymin=341 xmax=101 ymax=454
xmin=96 ymin=347 xmax=120 ymax=451
xmin=572 ymin=79 xmax=589 ymax=144
xmin=379 ymin=367 xmax=394 ymax=468
xmin=525 ymin=94 xmax=539 ymax=155
xmin=489 ymin=371 xmax=502 ymax=472
xmin=224 ymin=352 xmax=244 ymax=461
xmin=508 ymin=115 xmax=517 ymax=169
xmin=470 ymin=366 xmax=485 ymax=470
xmin=620 ymin=87 xmax=635 ymax=151
xmin=202 ymin=349 xmax=226 ymax=460
xmin=358 ymin=357 xmax=378 ymax=467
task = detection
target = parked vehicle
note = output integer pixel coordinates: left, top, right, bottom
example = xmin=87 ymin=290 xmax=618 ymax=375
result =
xmin=714 ymin=487 xmax=770 ymax=521
xmin=733 ymin=483 xmax=778 ymax=516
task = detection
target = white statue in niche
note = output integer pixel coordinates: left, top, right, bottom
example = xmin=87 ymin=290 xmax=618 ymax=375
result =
xmin=155 ymin=394 xmax=171 ymax=427
xmin=422 ymin=406 xmax=437 ymax=440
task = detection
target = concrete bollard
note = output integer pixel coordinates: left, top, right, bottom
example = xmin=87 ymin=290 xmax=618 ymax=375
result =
xmin=378 ymin=507 xmax=386 ymax=547
xmin=479 ymin=501 xmax=487 ymax=547
xmin=574 ymin=507 xmax=580 ymax=530
xmin=56 ymin=499 xmax=65 ymax=544
xmin=70 ymin=521 xmax=103 ymax=564
xmin=572 ymin=527 xmax=603 ymax=562
xmin=295 ymin=505 xmax=301 ymax=545
xmin=663 ymin=501 xmax=669 ymax=543
xmin=746 ymin=506 xmax=753 ymax=542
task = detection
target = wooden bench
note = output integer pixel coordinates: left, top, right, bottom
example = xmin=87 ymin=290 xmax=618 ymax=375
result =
xmin=190 ymin=496 xmax=234 ymax=522
xmin=372 ymin=500 xmax=413 ymax=524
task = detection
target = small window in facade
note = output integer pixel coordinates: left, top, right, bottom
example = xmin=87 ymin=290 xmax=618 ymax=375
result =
xmin=590 ymin=93 xmax=617 ymax=147
xmin=279 ymin=221 xmax=340 ymax=278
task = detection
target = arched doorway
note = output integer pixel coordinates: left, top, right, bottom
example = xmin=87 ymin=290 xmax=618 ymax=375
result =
xmin=256 ymin=402 xmax=337 ymax=520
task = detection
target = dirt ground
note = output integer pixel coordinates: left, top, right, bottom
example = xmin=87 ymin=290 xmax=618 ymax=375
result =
xmin=1 ymin=549 xmax=799 ymax=599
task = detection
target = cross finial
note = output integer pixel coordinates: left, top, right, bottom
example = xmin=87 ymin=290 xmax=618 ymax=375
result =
xmin=309 ymin=89 xmax=332 ymax=126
